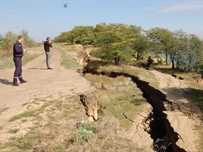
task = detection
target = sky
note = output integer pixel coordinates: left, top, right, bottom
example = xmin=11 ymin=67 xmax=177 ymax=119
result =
xmin=0 ymin=0 xmax=203 ymax=42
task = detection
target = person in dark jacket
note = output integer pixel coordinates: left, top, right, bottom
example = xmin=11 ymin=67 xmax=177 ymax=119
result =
xmin=44 ymin=37 xmax=52 ymax=69
xmin=13 ymin=35 xmax=27 ymax=86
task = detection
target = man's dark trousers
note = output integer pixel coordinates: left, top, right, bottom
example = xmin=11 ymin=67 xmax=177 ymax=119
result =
xmin=13 ymin=57 xmax=23 ymax=83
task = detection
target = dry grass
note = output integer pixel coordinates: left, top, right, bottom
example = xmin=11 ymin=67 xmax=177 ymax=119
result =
xmin=185 ymin=81 xmax=203 ymax=150
xmin=85 ymin=74 xmax=146 ymax=130
xmin=0 ymin=45 xmax=43 ymax=69
xmin=0 ymin=92 xmax=144 ymax=152
xmin=86 ymin=59 xmax=160 ymax=88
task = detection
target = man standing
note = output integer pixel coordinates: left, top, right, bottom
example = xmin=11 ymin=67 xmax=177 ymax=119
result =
xmin=13 ymin=35 xmax=27 ymax=86
xmin=44 ymin=37 xmax=52 ymax=70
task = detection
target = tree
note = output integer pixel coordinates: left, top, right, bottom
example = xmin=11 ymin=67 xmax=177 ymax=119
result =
xmin=1 ymin=31 xmax=17 ymax=57
xmin=186 ymin=34 xmax=203 ymax=72
xmin=53 ymin=31 xmax=69 ymax=43
xmin=94 ymin=23 xmax=138 ymax=65
xmin=0 ymin=30 xmax=36 ymax=57
xmin=132 ymin=33 xmax=149 ymax=60
xmin=147 ymin=27 xmax=174 ymax=65
xmin=20 ymin=30 xmax=36 ymax=47
xmin=54 ymin=26 xmax=95 ymax=46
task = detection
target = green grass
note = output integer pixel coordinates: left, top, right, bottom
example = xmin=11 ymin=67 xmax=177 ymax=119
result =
xmin=1 ymin=91 xmax=144 ymax=152
xmin=9 ymin=110 xmax=39 ymax=122
xmin=8 ymin=128 xmax=20 ymax=134
xmin=85 ymin=73 xmax=146 ymax=130
xmin=0 ymin=57 xmax=14 ymax=69
xmin=86 ymin=59 xmax=160 ymax=88
xmin=59 ymin=48 xmax=81 ymax=69
xmin=187 ymin=82 xmax=203 ymax=114
xmin=0 ymin=107 xmax=9 ymax=115
xmin=190 ymin=89 xmax=203 ymax=112
xmin=152 ymin=64 xmax=201 ymax=79
xmin=6 ymin=130 xmax=41 ymax=150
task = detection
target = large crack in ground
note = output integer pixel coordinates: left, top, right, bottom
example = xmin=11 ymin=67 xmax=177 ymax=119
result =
xmin=84 ymin=68 xmax=186 ymax=152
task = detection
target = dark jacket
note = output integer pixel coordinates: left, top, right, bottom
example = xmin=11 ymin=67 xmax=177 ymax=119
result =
xmin=13 ymin=40 xmax=23 ymax=57
xmin=44 ymin=41 xmax=52 ymax=52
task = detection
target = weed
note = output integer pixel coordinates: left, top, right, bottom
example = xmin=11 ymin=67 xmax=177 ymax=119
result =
xmin=0 ymin=107 xmax=9 ymax=115
xmin=21 ymin=119 xmax=27 ymax=123
xmin=9 ymin=110 xmax=39 ymax=122
xmin=21 ymin=102 xmax=29 ymax=106
xmin=8 ymin=128 xmax=20 ymax=134
xmin=76 ymin=128 xmax=95 ymax=143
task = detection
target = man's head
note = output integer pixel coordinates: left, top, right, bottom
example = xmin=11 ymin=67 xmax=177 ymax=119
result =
xmin=18 ymin=35 xmax=23 ymax=42
xmin=46 ymin=37 xmax=50 ymax=41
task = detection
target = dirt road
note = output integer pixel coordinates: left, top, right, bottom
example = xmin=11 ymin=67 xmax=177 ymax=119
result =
xmin=0 ymin=47 xmax=92 ymax=128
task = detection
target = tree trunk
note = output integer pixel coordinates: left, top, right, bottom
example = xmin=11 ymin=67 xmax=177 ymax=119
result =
xmin=176 ymin=61 xmax=179 ymax=70
xmin=114 ymin=57 xmax=120 ymax=66
xmin=171 ymin=59 xmax=175 ymax=69
xmin=165 ymin=50 xmax=168 ymax=65
xmin=137 ymin=51 xmax=140 ymax=60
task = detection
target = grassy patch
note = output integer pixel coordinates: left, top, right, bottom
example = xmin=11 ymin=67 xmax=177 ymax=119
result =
xmin=59 ymin=48 xmax=81 ymax=69
xmin=0 ymin=107 xmax=9 ymax=115
xmin=86 ymin=59 xmax=160 ymax=88
xmin=0 ymin=92 xmax=144 ymax=152
xmin=22 ymin=53 xmax=41 ymax=66
xmin=189 ymin=88 xmax=203 ymax=112
xmin=8 ymin=128 xmax=20 ymax=134
xmin=0 ymin=57 xmax=14 ymax=69
xmin=9 ymin=110 xmax=39 ymax=122
xmin=5 ymin=130 xmax=41 ymax=150
xmin=152 ymin=64 xmax=201 ymax=79
xmin=0 ymin=52 xmax=42 ymax=70
xmin=85 ymin=73 xmax=146 ymax=130
xmin=187 ymin=82 xmax=203 ymax=114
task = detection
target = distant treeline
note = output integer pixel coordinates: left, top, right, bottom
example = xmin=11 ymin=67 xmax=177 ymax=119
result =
xmin=54 ymin=23 xmax=203 ymax=72
xmin=0 ymin=30 xmax=37 ymax=57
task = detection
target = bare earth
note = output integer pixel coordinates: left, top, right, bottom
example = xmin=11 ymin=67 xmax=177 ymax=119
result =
xmin=125 ymin=70 xmax=202 ymax=152
xmin=0 ymin=48 xmax=92 ymax=138
xmin=151 ymin=70 xmax=201 ymax=151
xmin=0 ymin=47 xmax=202 ymax=151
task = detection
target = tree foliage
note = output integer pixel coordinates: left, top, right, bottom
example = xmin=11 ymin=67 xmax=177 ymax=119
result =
xmin=147 ymin=27 xmax=203 ymax=71
xmin=94 ymin=23 xmax=145 ymax=65
xmin=54 ymin=26 xmax=95 ymax=46
xmin=54 ymin=23 xmax=203 ymax=72
xmin=0 ymin=30 xmax=37 ymax=57
xmin=54 ymin=23 xmax=148 ymax=65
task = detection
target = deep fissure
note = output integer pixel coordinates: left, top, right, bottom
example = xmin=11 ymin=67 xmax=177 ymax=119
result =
xmin=84 ymin=68 xmax=186 ymax=152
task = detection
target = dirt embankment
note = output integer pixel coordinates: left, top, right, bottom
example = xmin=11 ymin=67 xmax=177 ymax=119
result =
xmin=83 ymin=65 xmax=201 ymax=152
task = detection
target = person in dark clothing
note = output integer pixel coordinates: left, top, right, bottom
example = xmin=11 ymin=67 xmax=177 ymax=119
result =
xmin=13 ymin=35 xmax=27 ymax=86
xmin=147 ymin=56 xmax=154 ymax=67
xmin=44 ymin=37 xmax=52 ymax=69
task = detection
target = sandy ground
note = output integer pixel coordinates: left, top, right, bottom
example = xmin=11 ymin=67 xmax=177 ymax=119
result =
xmin=0 ymin=47 xmax=92 ymax=132
xmin=151 ymin=70 xmax=201 ymax=151
xmin=125 ymin=70 xmax=202 ymax=152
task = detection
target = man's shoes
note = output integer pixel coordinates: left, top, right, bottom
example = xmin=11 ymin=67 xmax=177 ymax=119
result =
xmin=20 ymin=80 xmax=27 ymax=84
xmin=13 ymin=82 xmax=19 ymax=86
xmin=48 ymin=67 xmax=52 ymax=70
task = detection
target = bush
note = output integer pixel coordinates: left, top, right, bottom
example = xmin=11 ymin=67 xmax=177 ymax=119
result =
xmin=0 ymin=30 xmax=37 ymax=58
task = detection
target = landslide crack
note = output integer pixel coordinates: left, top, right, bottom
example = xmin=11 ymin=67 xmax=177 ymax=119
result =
xmin=85 ymin=69 xmax=186 ymax=152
